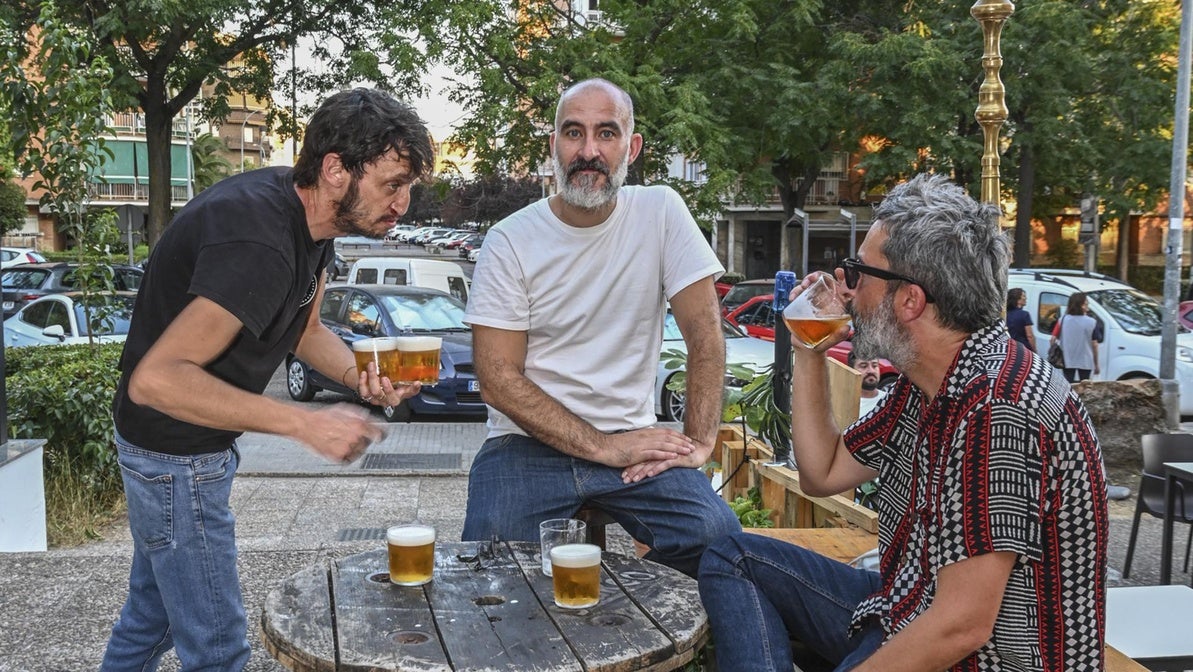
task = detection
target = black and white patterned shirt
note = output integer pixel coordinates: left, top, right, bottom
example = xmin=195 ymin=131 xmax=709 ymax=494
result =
xmin=844 ymin=323 xmax=1108 ymax=671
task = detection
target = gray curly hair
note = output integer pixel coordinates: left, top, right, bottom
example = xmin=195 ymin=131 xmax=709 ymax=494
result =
xmin=872 ymin=174 xmax=1009 ymax=333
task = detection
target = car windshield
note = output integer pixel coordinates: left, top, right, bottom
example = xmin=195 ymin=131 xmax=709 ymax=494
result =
xmin=73 ymin=296 xmax=135 ymax=336
xmin=1088 ymin=288 xmax=1166 ymax=335
xmin=663 ymin=312 xmax=743 ymax=341
xmin=381 ymin=293 xmax=470 ymax=332
xmin=723 ymin=283 xmax=772 ymax=306
xmin=2 ymin=269 xmax=49 ymax=289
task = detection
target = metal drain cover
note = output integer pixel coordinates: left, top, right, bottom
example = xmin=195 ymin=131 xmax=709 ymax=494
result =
xmin=360 ymin=453 xmax=461 ymax=470
xmin=337 ymin=527 xmax=387 ymax=542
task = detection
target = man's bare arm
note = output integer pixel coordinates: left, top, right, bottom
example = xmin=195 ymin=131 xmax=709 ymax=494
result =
xmin=473 ymin=324 xmax=693 ymax=468
xmin=850 ymin=552 xmax=1017 ymax=672
xmin=128 ymin=296 xmax=382 ymax=462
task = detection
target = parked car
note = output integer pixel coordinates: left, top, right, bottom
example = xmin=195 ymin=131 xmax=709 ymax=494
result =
xmin=725 ymin=293 xmax=899 ymax=384
xmin=714 ymin=281 xmax=733 ymax=299
xmin=467 ymin=245 xmax=483 ymax=263
xmin=720 ymin=278 xmax=775 ymax=315
xmin=3 ymin=291 xmax=136 ymax=347
xmin=458 ymin=234 xmax=485 ymax=260
xmin=285 ymin=285 xmax=484 ymax=421
xmin=386 ymin=224 xmax=416 ymax=241
xmin=1181 ymin=301 xmax=1193 ymax=331
xmin=1 ymin=262 xmax=144 ymax=319
xmin=654 ymin=309 xmax=775 ymax=421
xmin=410 ymin=227 xmax=453 ymax=246
xmin=1 ymin=247 xmax=46 ymax=269
xmin=425 ymin=231 xmax=470 ymax=251
xmin=327 ymin=252 xmax=350 ymax=282
xmin=1011 ymin=268 xmax=1193 ymax=413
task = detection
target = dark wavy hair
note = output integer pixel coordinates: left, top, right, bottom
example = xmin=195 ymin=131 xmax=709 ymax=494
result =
xmin=1006 ymin=287 xmax=1025 ymax=313
xmin=1066 ymin=292 xmax=1088 ymax=316
xmin=292 ymin=88 xmax=434 ymax=188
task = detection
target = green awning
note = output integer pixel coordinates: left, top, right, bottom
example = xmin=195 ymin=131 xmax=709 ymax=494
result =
xmin=93 ymin=139 xmax=191 ymax=186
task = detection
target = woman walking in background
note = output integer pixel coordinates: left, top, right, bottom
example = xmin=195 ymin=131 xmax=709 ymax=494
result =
xmin=1057 ymin=292 xmax=1100 ymax=382
xmin=1005 ymin=288 xmax=1036 ymax=351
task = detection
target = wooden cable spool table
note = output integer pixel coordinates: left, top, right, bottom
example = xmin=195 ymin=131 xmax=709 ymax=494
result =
xmin=261 ymin=540 xmax=708 ymax=671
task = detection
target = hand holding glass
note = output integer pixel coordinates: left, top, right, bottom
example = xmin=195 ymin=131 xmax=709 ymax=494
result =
xmin=782 ymin=274 xmax=849 ymax=348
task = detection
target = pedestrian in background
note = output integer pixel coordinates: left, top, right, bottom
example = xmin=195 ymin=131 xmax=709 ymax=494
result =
xmin=1006 ymin=287 xmax=1036 ymax=351
xmin=1056 ymin=291 xmax=1100 ymax=382
xmin=102 ymin=88 xmax=433 ymax=672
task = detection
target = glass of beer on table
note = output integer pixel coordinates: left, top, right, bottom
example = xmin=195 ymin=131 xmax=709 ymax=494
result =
xmin=549 ymin=543 xmax=602 ymax=609
xmin=781 ymin=274 xmax=849 ymax=348
xmin=352 ymin=337 xmax=400 ymax=381
xmin=394 ymin=336 xmax=442 ymax=385
xmin=387 ymin=524 xmax=436 ymax=586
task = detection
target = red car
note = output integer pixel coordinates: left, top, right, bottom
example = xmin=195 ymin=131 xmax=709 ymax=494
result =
xmin=725 ymin=293 xmax=900 ymax=384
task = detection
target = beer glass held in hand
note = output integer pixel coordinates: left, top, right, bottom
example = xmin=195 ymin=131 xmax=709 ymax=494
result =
xmin=352 ymin=337 xmax=400 ymax=381
xmin=394 ymin=336 xmax=442 ymax=385
xmin=387 ymin=524 xmax=436 ymax=586
xmin=782 ymin=274 xmax=850 ymax=348
xmin=550 ymin=543 xmax=602 ymax=609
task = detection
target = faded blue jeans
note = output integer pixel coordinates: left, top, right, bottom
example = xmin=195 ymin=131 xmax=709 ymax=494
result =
xmin=698 ymin=532 xmax=886 ymax=672
xmin=462 ymin=433 xmax=741 ymax=577
xmin=101 ymin=433 xmax=249 ymax=672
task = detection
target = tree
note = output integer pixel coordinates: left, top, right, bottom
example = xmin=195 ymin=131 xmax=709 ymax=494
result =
xmin=0 ymin=178 xmax=25 ymax=235
xmin=398 ymin=179 xmax=451 ymax=227
xmin=4 ymin=0 xmax=431 ymax=248
xmin=441 ymin=174 xmax=541 ymax=228
xmin=190 ymin=132 xmax=232 ymax=193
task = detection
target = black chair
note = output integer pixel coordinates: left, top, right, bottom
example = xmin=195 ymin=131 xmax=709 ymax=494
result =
xmin=1122 ymin=433 xmax=1193 ymax=579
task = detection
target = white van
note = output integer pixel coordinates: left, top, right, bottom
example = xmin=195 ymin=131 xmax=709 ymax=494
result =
xmin=348 ymin=257 xmax=470 ymax=303
xmin=1010 ymin=268 xmax=1193 ymax=413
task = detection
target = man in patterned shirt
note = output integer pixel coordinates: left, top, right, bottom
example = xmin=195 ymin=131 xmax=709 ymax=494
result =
xmin=698 ymin=174 xmax=1108 ymax=672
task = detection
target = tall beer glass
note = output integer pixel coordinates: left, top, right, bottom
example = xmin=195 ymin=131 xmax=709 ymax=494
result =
xmin=549 ymin=543 xmax=601 ymax=609
xmin=394 ymin=336 xmax=442 ymax=385
xmin=387 ymin=524 xmax=436 ymax=586
xmin=352 ymin=337 xmax=401 ymax=381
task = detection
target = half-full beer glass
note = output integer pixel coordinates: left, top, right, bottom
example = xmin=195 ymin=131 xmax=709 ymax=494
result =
xmin=394 ymin=336 xmax=442 ymax=385
xmin=781 ymin=274 xmax=849 ymax=348
xmin=352 ymin=337 xmax=400 ymax=381
xmin=549 ymin=543 xmax=601 ymax=609
xmin=387 ymin=524 xmax=436 ymax=586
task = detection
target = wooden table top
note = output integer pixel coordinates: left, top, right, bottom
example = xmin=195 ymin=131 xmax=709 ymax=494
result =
xmin=261 ymin=541 xmax=709 ymax=672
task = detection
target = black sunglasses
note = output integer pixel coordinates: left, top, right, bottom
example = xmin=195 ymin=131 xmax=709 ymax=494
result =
xmin=839 ymin=258 xmax=936 ymax=303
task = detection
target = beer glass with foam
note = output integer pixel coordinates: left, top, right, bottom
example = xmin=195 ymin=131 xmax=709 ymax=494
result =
xmin=781 ymin=274 xmax=849 ymax=348
xmin=352 ymin=337 xmax=400 ymax=381
xmin=386 ymin=524 xmax=436 ymax=586
xmin=549 ymin=543 xmax=601 ymax=609
xmin=393 ymin=336 xmax=442 ymax=385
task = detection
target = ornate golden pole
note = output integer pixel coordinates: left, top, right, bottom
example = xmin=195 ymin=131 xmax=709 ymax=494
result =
xmin=971 ymin=0 xmax=1015 ymax=205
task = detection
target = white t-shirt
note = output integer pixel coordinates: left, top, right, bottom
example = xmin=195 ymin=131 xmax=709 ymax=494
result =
xmin=464 ymin=185 xmax=724 ymax=439
xmin=857 ymin=388 xmax=887 ymax=419
xmin=1058 ymin=313 xmax=1098 ymax=370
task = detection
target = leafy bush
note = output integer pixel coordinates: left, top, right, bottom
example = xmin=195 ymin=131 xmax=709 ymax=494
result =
xmin=721 ymin=272 xmax=746 ymax=285
xmin=729 ymin=486 xmax=774 ymax=528
xmin=5 ymin=343 xmax=122 ymax=491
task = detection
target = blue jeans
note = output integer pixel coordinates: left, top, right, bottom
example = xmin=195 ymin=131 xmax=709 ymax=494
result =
xmin=462 ymin=433 xmax=741 ymax=577
xmin=698 ymin=533 xmax=886 ymax=672
xmin=101 ymin=433 xmax=249 ymax=672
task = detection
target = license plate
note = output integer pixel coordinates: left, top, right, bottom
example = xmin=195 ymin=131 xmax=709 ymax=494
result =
xmin=468 ymin=380 xmax=480 ymax=392
xmin=2 ymin=301 xmax=12 ymax=311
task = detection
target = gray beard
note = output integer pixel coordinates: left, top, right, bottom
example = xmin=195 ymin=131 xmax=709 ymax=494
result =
xmin=851 ymin=291 xmax=917 ymax=371
xmin=554 ymin=157 xmax=627 ymax=211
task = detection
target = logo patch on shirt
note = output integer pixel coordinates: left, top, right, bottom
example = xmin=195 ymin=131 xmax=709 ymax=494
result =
xmin=299 ymin=274 xmax=318 ymax=307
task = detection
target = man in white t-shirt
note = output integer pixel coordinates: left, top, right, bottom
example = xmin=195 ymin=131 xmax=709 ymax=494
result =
xmin=462 ymin=78 xmax=740 ymax=576
xmin=850 ymin=351 xmax=887 ymax=417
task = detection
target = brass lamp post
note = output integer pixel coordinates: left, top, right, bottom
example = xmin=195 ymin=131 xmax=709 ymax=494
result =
xmin=971 ymin=0 xmax=1015 ymax=206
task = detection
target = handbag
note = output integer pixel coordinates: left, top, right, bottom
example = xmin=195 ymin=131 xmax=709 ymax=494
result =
xmin=1047 ymin=316 xmax=1065 ymax=368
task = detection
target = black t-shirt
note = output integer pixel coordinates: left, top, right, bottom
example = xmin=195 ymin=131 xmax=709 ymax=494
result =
xmin=113 ymin=167 xmax=332 ymax=455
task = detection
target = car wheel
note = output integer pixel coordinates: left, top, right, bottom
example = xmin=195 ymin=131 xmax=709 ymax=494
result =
xmin=384 ymin=400 xmax=413 ymax=422
xmin=287 ymin=358 xmax=318 ymax=402
xmin=661 ymin=379 xmax=686 ymax=422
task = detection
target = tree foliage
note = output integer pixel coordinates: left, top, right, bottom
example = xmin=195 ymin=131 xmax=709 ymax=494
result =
xmin=3 ymin=0 xmax=432 ymax=248
xmin=421 ymin=0 xmax=1180 ymax=262
xmin=0 ymin=178 xmax=26 ymax=235
xmin=190 ymin=132 xmax=232 ymax=193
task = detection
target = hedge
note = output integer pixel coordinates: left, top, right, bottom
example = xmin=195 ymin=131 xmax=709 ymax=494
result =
xmin=4 ymin=342 xmax=122 ymax=490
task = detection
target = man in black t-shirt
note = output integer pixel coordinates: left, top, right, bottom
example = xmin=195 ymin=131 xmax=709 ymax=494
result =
xmin=101 ymin=89 xmax=434 ymax=672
